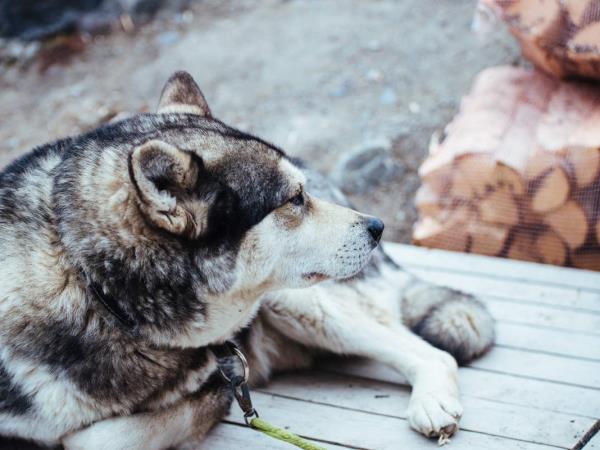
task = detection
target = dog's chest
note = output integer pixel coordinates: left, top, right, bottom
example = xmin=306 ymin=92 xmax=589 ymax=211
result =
xmin=177 ymin=294 xmax=262 ymax=348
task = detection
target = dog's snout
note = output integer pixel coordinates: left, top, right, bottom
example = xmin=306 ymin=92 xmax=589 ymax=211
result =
xmin=365 ymin=216 xmax=384 ymax=243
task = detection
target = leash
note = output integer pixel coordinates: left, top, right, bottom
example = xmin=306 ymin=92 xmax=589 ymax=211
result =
xmin=217 ymin=341 xmax=328 ymax=450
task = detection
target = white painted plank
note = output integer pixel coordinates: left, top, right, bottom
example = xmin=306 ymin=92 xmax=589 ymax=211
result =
xmin=471 ymin=347 xmax=600 ymax=388
xmin=405 ymin=266 xmax=600 ymax=313
xmin=484 ymin=299 xmax=600 ymax=335
xmin=226 ymin=391 xmax=558 ymax=450
xmin=260 ymin=372 xmax=594 ymax=448
xmin=322 ymin=359 xmax=600 ymax=418
xmin=201 ymin=423 xmax=303 ymax=449
xmin=385 ymin=243 xmax=600 ymax=292
xmin=328 ymin=344 xmax=600 ymax=389
xmin=496 ymin=322 xmax=600 ymax=361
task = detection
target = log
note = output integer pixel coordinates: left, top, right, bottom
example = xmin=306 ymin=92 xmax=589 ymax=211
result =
xmin=440 ymin=66 xmax=542 ymax=162
xmin=413 ymin=207 xmax=471 ymax=252
xmin=579 ymin=188 xmax=600 ymax=243
xmin=495 ymin=163 xmax=526 ymax=196
xmin=414 ymin=66 xmax=600 ymax=268
xmin=450 ymin=154 xmax=496 ymax=199
xmin=484 ymin=0 xmax=600 ymax=80
xmin=535 ymin=229 xmax=568 ymax=265
xmin=525 ymin=150 xmax=560 ymax=181
xmin=565 ymin=146 xmax=600 ymax=188
xmin=418 ymin=156 xmax=453 ymax=194
xmin=468 ymin=221 xmax=509 ymax=256
xmin=507 ymin=230 xmax=540 ymax=262
xmin=479 ymin=185 xmax=520 ymax=226
xmin=564 ymin=0 xmax=596 ymax=26
xmin=537 ymin=83 xmax=600 ymax=151
xmin=503 ymin=0 xmax=563 ymax=44
xmin=495 ymin=101 xmax=552 ymax=194
xmin=568 ymin=21 xmax=600 ymax=51
xmin=571 ymin=249 xmax=600 ymax=271
xmin=536 ymin=83 xmax=600 ymax=187
xmin=567 ymin=21 xmax=600 ymax=80
xmin=544 ymin=200 xmax=589 ymax=249
xmin=415 ymin=184 xmax=441 ymax=217
xmin=530 ymin=166 xmax=570 ymax=213
xmin=505 ymin=0 xmax=566 ymax=78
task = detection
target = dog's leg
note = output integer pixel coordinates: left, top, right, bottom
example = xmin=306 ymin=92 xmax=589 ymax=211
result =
xmin=62 ymin=376 xmax=231 ymax=450
xmin=261 ymin=285 xmax=462 ymax=438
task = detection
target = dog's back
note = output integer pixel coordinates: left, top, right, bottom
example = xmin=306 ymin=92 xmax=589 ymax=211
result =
xmin=0 ymin=139 xmax=73 ymax=442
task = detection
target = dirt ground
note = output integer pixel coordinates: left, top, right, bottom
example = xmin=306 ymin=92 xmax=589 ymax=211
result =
xmin=0 ymin=0 xmax=519 ymax=242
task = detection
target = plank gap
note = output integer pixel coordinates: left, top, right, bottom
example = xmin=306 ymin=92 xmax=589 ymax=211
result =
xmin=495 ymin=319 xmax=600 ymax=337
xmin=484 ymin=295 xmax=600 ymax=316
xmin=402 ymin=261 xmax=600 ymax=293
xmin=494 ymin=344 xmax=600 ymax=363
xmin=573 ymin=419 xmax=600 ymax=450
xmin=465 ymin=367 xmax=600 ymax=391
xmin=222 ymin=420 xmax=367 ymax=450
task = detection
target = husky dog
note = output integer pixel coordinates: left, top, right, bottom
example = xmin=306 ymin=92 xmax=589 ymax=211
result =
xmin=0 ymin=72 xmax=494 ymax=450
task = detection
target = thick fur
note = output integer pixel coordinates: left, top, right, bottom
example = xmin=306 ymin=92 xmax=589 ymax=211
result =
xmin=0 ymin=72 xmax=494 ymax=450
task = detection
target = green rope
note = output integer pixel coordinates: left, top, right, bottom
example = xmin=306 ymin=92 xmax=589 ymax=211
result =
xmin=249 ymin=417 xmax=329 ymax=450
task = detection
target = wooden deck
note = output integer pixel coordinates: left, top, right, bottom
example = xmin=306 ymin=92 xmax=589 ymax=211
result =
xmin=202 ymin=243 xmax=600 ymax=450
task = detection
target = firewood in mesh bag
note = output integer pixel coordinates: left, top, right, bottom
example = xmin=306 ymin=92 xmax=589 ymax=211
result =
xmin=413 ymin=65 xmax=600 ymax=270
xmin=479 ymin=0 xmax=600 ymax=80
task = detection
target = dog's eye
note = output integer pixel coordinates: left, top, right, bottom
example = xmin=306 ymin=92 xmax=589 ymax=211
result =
xmin=289 ymin=191 xmax=304 ymax=206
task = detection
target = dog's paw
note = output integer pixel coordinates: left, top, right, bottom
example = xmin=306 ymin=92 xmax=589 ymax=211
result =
xmin=406 ymin=388 xmax=463 ymax=442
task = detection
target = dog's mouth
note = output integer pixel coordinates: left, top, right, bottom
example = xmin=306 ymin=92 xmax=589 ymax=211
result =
xmin=302 ymin=272 xmax=329 ymax=282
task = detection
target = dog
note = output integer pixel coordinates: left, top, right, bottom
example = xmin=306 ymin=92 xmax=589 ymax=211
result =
xmin=0 ymin=71 xmax=494 ymax=450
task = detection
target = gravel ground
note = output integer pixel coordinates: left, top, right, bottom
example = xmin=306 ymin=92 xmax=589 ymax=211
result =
xmin=0 ymin=0 xmax=520 ymax=242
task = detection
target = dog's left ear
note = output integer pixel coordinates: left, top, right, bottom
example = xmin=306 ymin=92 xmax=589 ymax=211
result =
xmin=157 ymin=71 xmax=212 ymax=117
xmin=130 ymin=139 xmax=204 ymax=237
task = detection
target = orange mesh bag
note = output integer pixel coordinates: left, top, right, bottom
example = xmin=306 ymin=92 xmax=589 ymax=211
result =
xmin=413 ymin=65 xmax=600 ymax=270
xmin=480 ymin=0 xmax=600 ymax=80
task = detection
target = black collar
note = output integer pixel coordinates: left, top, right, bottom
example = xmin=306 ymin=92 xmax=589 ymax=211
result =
xmin=86 ymin=279 xmax=139 ymax=333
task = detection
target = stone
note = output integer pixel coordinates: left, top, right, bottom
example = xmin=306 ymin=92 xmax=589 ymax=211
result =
xmin=330 ymin=142 xmax=405 ymax=194
xmin=379 ymin=87 xmax=397 ymax=105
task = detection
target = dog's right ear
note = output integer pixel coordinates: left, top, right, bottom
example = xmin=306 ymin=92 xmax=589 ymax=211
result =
xmin=157 ymin=71 xmax=212 ymax=117
xmin=130 ymin=140 xmax=205 ymax=237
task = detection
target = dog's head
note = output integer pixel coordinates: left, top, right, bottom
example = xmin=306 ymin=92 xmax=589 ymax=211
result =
xmin=59 ymin=71 xmax=384 ymax=345
xmin=129 ymin=71 xmax=383 ymax=293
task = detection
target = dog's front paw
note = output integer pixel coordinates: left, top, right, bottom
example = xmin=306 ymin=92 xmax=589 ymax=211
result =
xmin=406 ymin=388 xmax=463 ymax=443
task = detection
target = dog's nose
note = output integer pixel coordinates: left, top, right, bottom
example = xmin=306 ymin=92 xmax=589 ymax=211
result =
xmin=366 ymin=216 xmax=384 ymax=243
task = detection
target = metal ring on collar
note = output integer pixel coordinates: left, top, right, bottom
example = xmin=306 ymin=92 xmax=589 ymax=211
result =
xmin=217 ymin=341 xmax=250 ymax=385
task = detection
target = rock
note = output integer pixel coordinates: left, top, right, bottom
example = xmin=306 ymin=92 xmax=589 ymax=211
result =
xmin=329 ymin=80 xmax=352 ymax=98
xmin=366 ymin=68 xmax=383 ymax=82
xmin=379 ymin=87 xmax=397 ymax=105
xmin=364 ymin=39 xmax=382 ymax=51
xmin=330 ymin=142 xmax=405 ymax=194
xmin=0 ymin=0 xmax=192 ymax=40
xmin=408 ymin=101 xmax=421 ymax=113
xmin=155 ymin=30 xmax=180 ymax=46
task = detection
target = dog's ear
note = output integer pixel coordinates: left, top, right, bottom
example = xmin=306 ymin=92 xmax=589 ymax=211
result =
xmin=157 ymin=71 xmax=212 ymax=117
xmin=130 ymin=140 xmax=205 ymax=237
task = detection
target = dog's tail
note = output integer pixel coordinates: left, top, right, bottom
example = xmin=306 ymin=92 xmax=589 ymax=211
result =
xmin=401 ymin=281 xmax=495 ymax=365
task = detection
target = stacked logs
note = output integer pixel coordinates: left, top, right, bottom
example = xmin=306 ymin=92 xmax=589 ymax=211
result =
xmin=480 ymin=0 xmax=600 ymax=81
xmin=413 ymin=66 xmax=600 ymax=270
